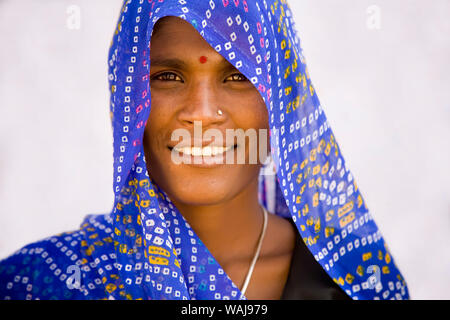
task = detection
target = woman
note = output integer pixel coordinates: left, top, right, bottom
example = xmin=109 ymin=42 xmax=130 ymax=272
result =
xmin=0 ymin=0 xmax=409 ymax=300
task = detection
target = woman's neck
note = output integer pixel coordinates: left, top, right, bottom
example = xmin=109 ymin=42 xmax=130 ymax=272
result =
xmin=170 ymin=177 xmax=264 ymax=267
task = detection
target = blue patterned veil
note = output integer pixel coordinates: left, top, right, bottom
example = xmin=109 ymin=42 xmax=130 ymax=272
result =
xmin=0 ymin=0 xmax=409 ymax=300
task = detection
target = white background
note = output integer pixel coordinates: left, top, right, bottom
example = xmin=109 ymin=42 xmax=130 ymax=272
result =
xmin=0 ymin=0 xmax=449 ymax=299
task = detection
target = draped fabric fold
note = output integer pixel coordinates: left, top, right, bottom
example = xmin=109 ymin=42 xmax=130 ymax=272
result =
xmin=0 ymin=0 xmax=409 ymax=300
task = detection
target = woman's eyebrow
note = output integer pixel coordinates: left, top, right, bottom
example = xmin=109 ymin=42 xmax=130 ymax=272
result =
xmin=150 ymin=57 xmax=188 ymax=69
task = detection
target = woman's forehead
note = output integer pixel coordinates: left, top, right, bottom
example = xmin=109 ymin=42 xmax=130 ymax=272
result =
xmin=152 ymin=17 xmax=211 ymax=53
xmin=151 ymin=17 xmax=235 ymax=70
xmin=152 ymin=16 xmax=198 ymax=40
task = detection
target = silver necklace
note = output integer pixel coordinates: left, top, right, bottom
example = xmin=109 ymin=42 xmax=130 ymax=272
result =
xmin=240 ymin=206 xmax=268 ymax=297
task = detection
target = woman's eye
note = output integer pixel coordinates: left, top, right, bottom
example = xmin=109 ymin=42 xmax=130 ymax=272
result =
xmin=151 ymin=72 xmax=248 ymax=83
xmin=226 ymin=73 xmax=249 ymax=82
xmin=151 ymin=72 xmax=183 ymax=82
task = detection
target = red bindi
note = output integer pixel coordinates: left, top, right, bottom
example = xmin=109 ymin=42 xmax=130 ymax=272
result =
xmin=199 ymin=56 xmax=208 ymax=64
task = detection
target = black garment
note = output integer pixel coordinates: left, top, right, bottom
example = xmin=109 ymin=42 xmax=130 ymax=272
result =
xmin=281 ymin=219 xmax=351 ymax=300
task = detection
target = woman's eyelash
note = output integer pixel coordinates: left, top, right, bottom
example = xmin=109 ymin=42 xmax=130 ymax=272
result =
xmin=151 ymin=72 xmax=248 ymax=82
xmin=226 ymin=73 xmax=248 ymax=82
xmin=152 ymin=72 xmax=183 ymax=82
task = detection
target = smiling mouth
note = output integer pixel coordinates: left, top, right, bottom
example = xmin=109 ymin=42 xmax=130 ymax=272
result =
xmin=168 ymin=144 xmax=238 ymax=156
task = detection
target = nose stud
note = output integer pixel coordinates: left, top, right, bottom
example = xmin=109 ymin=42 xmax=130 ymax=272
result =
xmin=217 ymin=109 xmax=223 ymax=116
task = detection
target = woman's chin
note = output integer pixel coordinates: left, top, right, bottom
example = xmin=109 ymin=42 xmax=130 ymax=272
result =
xmin=167 ymin=185 xmax=233 ymax=207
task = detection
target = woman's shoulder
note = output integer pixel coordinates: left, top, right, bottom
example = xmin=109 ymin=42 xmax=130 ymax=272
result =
xmin=280 ymin=217 xmax=352 ymax=300
xmin=0 ymin=229 xmax=86 ymax=299
xmin=0 ymin=214 xmax=115 ymax=300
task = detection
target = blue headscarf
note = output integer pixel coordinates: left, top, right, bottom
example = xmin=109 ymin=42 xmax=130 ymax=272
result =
xmin=0 ymin=0 xmax=409 ymax=300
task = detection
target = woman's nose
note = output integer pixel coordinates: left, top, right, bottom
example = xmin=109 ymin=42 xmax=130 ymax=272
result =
xmin=177 ymin=79 xmax=224 ymax=128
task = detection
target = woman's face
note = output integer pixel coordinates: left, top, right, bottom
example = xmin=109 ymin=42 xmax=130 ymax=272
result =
xmin=143 ymin=16 xmax=269 ymax=206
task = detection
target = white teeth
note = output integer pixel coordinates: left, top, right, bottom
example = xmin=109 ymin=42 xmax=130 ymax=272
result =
xmin=192 ymin=147 xmax=202 ymax=157
xmin=173 ymin=145 xmax=234 ymax=156
xmin=212 ymin=147 xmax=224 ymax=155
xmin=202 ymin=146 xmax=212 ymax=156
xmin=183 ymin=147 xmax=191 ymax=156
